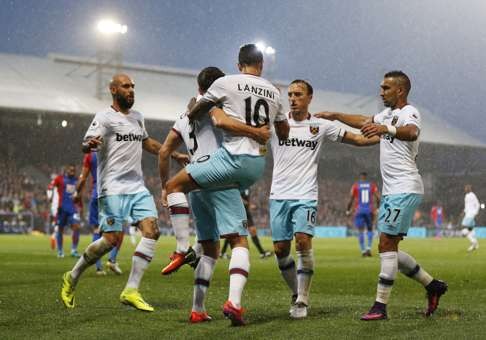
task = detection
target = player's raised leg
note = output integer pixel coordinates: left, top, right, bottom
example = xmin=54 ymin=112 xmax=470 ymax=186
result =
xmin=397 ymin=250 xmax=448 ymax=316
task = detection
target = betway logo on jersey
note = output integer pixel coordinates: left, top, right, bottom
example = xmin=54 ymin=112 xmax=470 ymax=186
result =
xmin=237 ymin=84 xmax=275 ymax=100
xmin=279 ymin=138 xmax=318 ymax=150
xmin=116 ymin=133 xmax=143 ymax=142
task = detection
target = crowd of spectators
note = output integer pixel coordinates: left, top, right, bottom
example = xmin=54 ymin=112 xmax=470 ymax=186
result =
xmin=1 ymin=159 xmax=483 ymax=234
xmin=0 ymin=162 xmax=51 ymax=233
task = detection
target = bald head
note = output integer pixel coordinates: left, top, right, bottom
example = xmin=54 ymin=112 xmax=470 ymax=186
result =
xmin=110 ymin=73 xmax=135 ymax=111
xmin=110 ymin=73 xmax=132 ymax=87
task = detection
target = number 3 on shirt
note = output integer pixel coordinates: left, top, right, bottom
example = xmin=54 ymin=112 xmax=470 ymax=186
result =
xmin=188 ymin=121 xmax=198 ymax=155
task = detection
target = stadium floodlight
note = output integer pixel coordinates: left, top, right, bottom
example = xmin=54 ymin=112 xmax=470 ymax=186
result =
xmin=255 ymin=41 xmax=276 ymax=56
xmin=61 ymin=120 xmax=68 ymax=128
xmin=265 ymin=46 xmax=276 ymax=55
xmin=255 ymin=41 xmax=267 ymax=53
xmin=96 ymin=19 xmax=127 ymax=35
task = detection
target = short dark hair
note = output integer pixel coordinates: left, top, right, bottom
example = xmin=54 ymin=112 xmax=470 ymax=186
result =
xmin=238 ymin=44 xmax=263 ymax=67
xmin=197 ymin=67 xmax=225 ymax=92
xmin=384 ymin=70 xmax=411 ymax=94
xmin=290 ymin=79 xmax=313 ymax=95
xmin=359 ymin=172 xmax=367 ymax=177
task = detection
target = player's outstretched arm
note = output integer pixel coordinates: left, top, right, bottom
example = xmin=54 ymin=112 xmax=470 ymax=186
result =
xmin=142 ymin=137 xmax=162 ymax=155
xmin=274 ymin=119 xmax=289 ymax=140
xmin=314 ymin=112 xmax=372 ymax=129
xmin=158 ymin=130 xmax=183 ymax=207
xmin=341 ymin=131 xmax=380 ymax=146
xmin=361 ymin=123 xmax=419 ymax=141
xmin=210 ymin=107 xmax=270 ymax=145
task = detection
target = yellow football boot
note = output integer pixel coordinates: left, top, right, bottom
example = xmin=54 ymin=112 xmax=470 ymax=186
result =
xmin=120 ymin=288 xmax=154 ymax=312
xmin=61 ymin=271 xmax=75 ymax=308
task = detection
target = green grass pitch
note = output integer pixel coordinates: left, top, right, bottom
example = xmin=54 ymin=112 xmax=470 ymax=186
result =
xmin=1 ymin=235 xmax=485 ymax=339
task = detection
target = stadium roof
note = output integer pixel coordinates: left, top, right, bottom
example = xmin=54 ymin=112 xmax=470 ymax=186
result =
xmin=1 ymin=52 xmax=484 ymax=147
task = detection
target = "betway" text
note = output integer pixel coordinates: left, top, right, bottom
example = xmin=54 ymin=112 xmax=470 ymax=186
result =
xmin=116 ymin=133 xmax=143 ymax=142
xmin=279 ymin=138 xmax=318 ymax=150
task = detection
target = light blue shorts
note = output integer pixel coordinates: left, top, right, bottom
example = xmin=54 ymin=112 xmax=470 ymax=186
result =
xmin=186 ymin=147 xmax=265 ymax=191
xmin=462 ymin=216 xmax=476 ymax=228
xmin=98 ymin=190 xmax=157 ymax=233
xmin=270 ymin=199 xmax=317 ymax=242
xmin=377 ymin=193 xmax=422 ymax=236
xmin=189 ymin=188 xmax=248 ymax=241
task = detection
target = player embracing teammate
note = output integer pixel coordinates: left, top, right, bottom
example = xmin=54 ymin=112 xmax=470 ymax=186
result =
xmin=317 ymin=70 xmax=447 ymax=320
xmin=161 ymin=44 xmax=289 ymax=326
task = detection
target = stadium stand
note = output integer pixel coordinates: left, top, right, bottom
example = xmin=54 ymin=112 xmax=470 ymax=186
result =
xmin=1 ymin=52 xmax=485 ymax=233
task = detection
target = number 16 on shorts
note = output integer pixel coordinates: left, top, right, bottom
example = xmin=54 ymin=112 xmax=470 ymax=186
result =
xmin=306 ymin=209 xmax=316 ymax=226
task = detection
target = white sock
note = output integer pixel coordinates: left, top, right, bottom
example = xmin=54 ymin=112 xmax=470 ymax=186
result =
xmin=129 ymin=226 xmax=137 ymax=245
xmin=296 ymin=249 xmax=314 ymax=306
xmin=193 ymin=241 xmax=203 ymax=258
xmin=276 ymin=254 xmax=298 ymax=296
xmin=228 ymin=247 xmax=250 ymax=308
xmin=467 ymin=230 xmax=478 ymax=246
xmin=167 ymin=192 xmax=190 ymax=253
xmin=398 ymin=250 xmax=433 ymax=286
xmin=125 ymin=237 xmax=156 ymax=289
xmin=376 ymin=251 xmax=398 ymax=304
xmin=192 ymin=255 xmax=216 ymax=312
xmin=71 ymin=237 xmax=113 ymax=285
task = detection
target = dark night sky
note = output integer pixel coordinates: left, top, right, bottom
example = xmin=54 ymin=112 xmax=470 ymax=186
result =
xmin=2 ymin=0 xmax=485 ymax=141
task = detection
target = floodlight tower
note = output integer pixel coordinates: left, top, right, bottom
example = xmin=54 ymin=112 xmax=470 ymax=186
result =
xmin=94 ymin=19 xmax=127 ymax=99
xmin=255 ymin=41 xmax=276 ymax=80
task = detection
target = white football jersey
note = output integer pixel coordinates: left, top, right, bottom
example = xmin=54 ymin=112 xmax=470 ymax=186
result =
xmin=172 ymin=108 xmax=222 ymax=162
xmin=373 ymin=104 xmax=424 ymax=195
xmin=464 ymin=192 xmax=480 ymax=218
xmin=270 ymin=115 xmax=345 ymax=200
xmin=201 ymin=74 xmax=287 ymax=156
xmin=84 ymin=106 xmax=149 ymax=197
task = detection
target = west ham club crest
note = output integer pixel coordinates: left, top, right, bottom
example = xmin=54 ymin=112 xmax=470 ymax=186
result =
xmin=309 ymin=125 xmax=319 ymax=135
